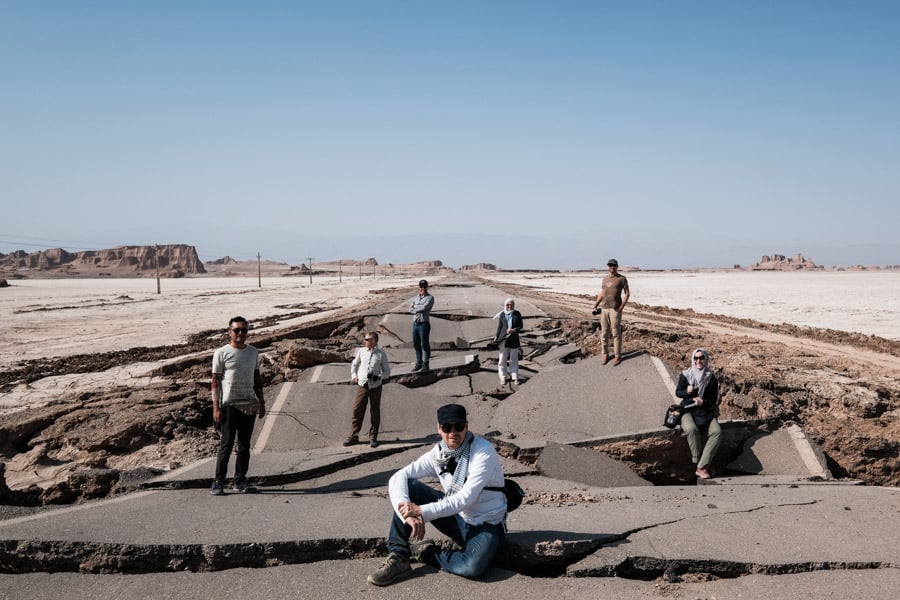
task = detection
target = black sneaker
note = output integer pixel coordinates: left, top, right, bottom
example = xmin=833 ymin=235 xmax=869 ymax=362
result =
xmin=343 ymin=436 xmax=359 ymax=447
xmin=210 ymin=481 xmax=225 ymax=496
xmin=232 ymin=480 xmax=258 ymax=493
xmin=411 ymin=363 xmax=424 ymax=372
xmin=369 ymin=438 xmax=379 ymax=448
xmin=367 ymin=553 xmax=412 ymax=586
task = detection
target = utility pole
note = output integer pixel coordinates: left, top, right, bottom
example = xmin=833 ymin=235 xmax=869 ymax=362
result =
xmin=257 ymin=252 xmax=261 ymax=288
xmin=338 ymin=260 xmax=342 ymax=283
xmin=155 ymin=244 xmax=161 ymax=294
xmin=306 ymin=257 xmax=313 ymax=284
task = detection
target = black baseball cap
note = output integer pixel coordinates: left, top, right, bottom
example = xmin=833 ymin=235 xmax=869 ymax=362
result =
xmin=419 ymin=279 xmax=428 ymax=287
xmin=437 ymin=403 xmax=467 ymax=425
xmin=607 ymin=258 xmax=619 ymax=267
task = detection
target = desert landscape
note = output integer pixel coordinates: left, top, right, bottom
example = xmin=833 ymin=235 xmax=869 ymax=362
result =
xmin=2 ymin=248 xmax=898 ymax=506
xmin=1 ymin=249 xmax=900 ymax=598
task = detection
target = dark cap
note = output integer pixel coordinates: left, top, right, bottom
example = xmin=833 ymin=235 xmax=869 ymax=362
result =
xmin=607 ymin=258 xmax=619 ymax=267
xmin=437 ymin=403 xmax=467 ymax=425
xmin=419 ymin=279 xmax=429 ymax=288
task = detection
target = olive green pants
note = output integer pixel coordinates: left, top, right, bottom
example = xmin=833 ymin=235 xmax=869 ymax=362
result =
xmin=681 ymin=413 xmax=721 ymax=469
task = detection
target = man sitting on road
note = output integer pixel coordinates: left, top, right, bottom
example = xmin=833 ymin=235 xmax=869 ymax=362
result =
xmin=367 ymin=403 xmax=507 ymax=586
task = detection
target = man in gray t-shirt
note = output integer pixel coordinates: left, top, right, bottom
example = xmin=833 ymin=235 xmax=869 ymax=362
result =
xmin=210 ymin=316 xmax=266 ymax=495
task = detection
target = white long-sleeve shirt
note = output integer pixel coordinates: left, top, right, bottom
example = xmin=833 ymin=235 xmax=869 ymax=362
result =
xmin=350 ymin=346 xmax=390 ymax=389
xmin=388 ymin=435 xmax=507 ymax=525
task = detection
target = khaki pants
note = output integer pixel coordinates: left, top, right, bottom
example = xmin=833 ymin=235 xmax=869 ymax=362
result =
xmin=600 ymin=308 xmax=623 ymax=357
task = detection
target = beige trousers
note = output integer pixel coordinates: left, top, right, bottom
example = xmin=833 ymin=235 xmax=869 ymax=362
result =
xmin=600 ymin=308 xmax=622 ymax=357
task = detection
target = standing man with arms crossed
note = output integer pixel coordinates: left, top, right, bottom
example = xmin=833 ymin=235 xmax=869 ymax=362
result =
xmin=368 ymin=403 xmax=507 ymax=586
xmin=344 ymin=331 xmax=391 ymax=448
xmin=210 ymin=316 xmax=266 ymax=495
xmin=592 ymin=258 xmax=630 ymax=366
xmin=409 ymin=279 xmax=434 ymax=372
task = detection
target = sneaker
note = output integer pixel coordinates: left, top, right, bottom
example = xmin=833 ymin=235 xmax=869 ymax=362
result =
xmin=695 ymin=467 xmax=711 ymax=479
xmin=210 ymin=481 xmax=225 ymax=496
xmin=232 ymin=480 xmax=258 ymax=493
xmin=369 ymin=438 xmax=379 ymax=448
xmin=423 ymin=362 xmax=429 ymax=370
xmin=601 ymin=354 xmax=609 ymax=365
xmin=613 ymin=356 xmax=621 ymax=366
xmin=367 ymin=553 xmax=412 ymax=586
xmin=343 ymin=436 xmax=359 ymax=447
xmin=412 ymin=363 xmax=424 ymax=372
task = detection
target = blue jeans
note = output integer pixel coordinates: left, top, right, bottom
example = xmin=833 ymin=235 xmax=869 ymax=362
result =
xmin=412 ymin=321 xmax=431 ymax=366
xmin=387 ymin=479 xmax=505 ymax=579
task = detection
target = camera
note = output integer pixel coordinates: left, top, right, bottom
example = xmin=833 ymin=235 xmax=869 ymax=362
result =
xmin=369 ymin=374 xmax=380 ymax=382
xmin=592 ymin=308 xmax=602 ymax=316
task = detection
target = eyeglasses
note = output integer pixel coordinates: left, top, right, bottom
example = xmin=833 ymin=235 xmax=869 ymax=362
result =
xmin=693 ymin=355 xmax=705 ymax=361
xmin=231 ymin=328 xmax=248 ymax=335
xmin=440 ymin=422 xmax=466 ymax=433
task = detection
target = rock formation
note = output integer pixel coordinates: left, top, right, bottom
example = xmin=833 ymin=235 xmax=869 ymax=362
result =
xmin=0 ymin=245 xmax=206 ymax=277
xmin=750 ymin=253 xmax=820 ymax=271
xmin=460 ymin=263 xmax=497 ymax=271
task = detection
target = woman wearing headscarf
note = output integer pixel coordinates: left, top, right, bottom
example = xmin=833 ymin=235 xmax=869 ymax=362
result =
xmin=494 ymin=298 xmax=524 ymax=384
xmin=675 ymin=348 xmax=721 ymax=479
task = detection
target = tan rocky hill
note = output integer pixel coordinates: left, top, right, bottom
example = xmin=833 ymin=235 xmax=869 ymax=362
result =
xmin=750 ymin=252 xmax=821 ymax=270
xmin=0 ymin=244 xmax=206 ymax=278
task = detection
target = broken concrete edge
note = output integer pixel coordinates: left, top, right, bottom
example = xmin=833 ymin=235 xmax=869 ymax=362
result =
xmin=566 ymin=555 xmax=899 ymax=581
xmin=785 ymin=423 xmax=831 ymax=479
xmin=4 ymin=533 xmax=896 ymax=578
xmin=0 ymin=533 xmax=615 ymax=576
xmin=488 ymin=420 xmax=775 ymax=464
xmin=140 ymin=444 xmax=429 ymax=491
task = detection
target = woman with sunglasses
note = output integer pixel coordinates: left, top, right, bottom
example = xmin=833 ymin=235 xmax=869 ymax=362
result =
xmin=675 ymin=348 xmax=721 ymax=479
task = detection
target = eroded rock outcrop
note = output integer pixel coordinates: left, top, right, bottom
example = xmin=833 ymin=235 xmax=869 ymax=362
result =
xmin=750 ymin=253 xmax=820 ymax=270
xmin=0 ymin=245 xmax=206 ymax=277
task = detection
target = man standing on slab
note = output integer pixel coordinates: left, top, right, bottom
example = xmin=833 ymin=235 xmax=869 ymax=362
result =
xmin=344 ymin=331 xmax=391 ymax=448
xmin=409 ymin=279 xmax=434 ymax=371
xmin=210 ymin=316 xmax=266 ymax=495
xmin=592 ymin=258 xmax=630 ymax=366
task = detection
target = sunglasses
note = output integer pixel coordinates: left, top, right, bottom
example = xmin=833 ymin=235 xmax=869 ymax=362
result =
xmin=693 ymin=355 xmax=705 ymax=361
xmin=440 ymin=422 xmax=466 ymax=433
xmin=364 ymin=338 xmax=375 ymax=342
xmin=231 ymin=328 xmax=248 ymax=335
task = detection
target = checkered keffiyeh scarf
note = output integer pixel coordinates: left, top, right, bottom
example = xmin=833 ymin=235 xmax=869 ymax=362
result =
xmin=439 ymin=431 xmax=474 ymax=496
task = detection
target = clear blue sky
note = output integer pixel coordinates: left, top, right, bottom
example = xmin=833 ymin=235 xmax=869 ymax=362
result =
xmin=2 ymin=1 xmax=898 ymax=269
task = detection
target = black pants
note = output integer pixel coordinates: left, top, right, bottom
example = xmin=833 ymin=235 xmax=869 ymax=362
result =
xmin=215 ymin=406 xmax=256 ymax=484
